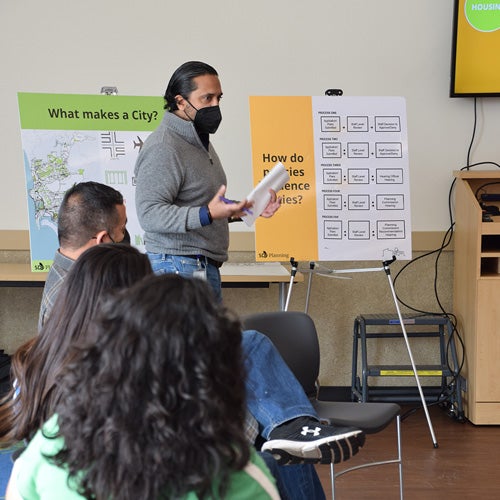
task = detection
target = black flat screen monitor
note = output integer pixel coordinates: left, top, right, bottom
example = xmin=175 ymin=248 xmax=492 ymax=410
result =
xmin=450 ymin=0 xmax=500 ymax=97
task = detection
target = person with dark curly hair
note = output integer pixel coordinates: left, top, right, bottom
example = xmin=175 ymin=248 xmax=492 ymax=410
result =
xmin=6 ymin=273 xmax=280 ymax=499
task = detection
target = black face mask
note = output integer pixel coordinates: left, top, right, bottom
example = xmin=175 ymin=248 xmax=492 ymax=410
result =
xmin=186 ymin=100 xmax=222 ymax=134
xmin=106 ymin=228 xmax=130 ymax=245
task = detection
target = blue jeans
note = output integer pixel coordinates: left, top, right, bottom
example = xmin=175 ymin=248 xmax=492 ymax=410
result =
xmin=243 ymin=330 xmax=317 ymax=439
xmin=147 ymin=253 xmax=222 ymax=302
xmin=259 ymin=452 xmax=326 ymax=500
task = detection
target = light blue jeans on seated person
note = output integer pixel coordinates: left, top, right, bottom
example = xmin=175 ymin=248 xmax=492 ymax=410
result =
xmin=147 ymin=253 xmax=222 ymax=302
xmin=147 ymin=252 xmax=318 ymax=438
xmin=243 ymin=329 xmax=318 ymax=439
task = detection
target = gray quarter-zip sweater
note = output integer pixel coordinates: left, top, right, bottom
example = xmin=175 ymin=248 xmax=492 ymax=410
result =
xmin=134 ymin=111 xmax=229 ymax=262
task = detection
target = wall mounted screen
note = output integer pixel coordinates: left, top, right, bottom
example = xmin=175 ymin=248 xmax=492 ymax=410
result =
xmin=450 ymin=0 xmax=500 ymax=97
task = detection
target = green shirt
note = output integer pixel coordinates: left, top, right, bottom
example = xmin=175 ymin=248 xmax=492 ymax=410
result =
xmin=14 ymin=415 xmax=279 ymax=500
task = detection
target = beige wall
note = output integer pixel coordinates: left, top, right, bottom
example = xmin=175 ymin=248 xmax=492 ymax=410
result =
xmin=0 ymin=249 xmax=43 ymax=354
xmin=2 ymin=1 xmax=500 ymax=234
xmin=224 ymin=249 xmax=454 ymax=388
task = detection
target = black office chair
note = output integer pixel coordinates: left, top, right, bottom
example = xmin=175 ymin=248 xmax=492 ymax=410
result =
xmin=243 ymin=311 xmax=403 ymax=500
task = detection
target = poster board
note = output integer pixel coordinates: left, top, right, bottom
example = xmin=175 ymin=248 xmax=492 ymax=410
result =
xmin=18 ymin=92 xmax=163 ymax=271
xmin=249 ymin=96 xmax=411 ymax=262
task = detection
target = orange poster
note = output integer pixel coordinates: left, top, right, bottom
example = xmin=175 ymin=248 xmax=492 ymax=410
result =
xmin=249 ymin=96 xmax=318 ymax=262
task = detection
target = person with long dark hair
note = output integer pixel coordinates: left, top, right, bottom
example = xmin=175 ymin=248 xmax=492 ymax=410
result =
xmin=0 ymin=244 xmax=152 ymax=444
xmin=6 ymin=274 xmax=279 ymax=499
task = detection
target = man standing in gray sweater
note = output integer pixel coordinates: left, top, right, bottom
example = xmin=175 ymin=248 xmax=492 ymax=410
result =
xmin=134 ymin=63 xmax=365 ymax=496
xmin=134 ymin=60 xmax=280 ymax=301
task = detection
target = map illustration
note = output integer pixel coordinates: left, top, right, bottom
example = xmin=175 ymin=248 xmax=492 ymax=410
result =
xmin=26 ymin=131 xmax=91 ymax=234
xmin=22 ymin=129 xmax=151 ymax=270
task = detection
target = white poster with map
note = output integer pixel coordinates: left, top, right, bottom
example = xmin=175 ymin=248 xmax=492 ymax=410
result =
xmin=18 ymin=92 xmax=163 ymax=271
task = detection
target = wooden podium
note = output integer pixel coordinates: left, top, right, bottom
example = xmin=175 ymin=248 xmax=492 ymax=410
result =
xmin=454 ymin=170 xmax=500 ymax=424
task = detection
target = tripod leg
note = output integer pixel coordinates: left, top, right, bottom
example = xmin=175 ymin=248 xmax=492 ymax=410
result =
xmin=284 ymin=259 xmax=299 ymax=312
xmin=385 ymin=268 xmax=439 ymax=448
xmin=304 ymin=262 xmax=315 ymax=314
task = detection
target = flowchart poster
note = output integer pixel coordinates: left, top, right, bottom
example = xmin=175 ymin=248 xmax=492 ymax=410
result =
xmin=249 ymin=96 xmax=412 ymax=262
xmin=18 ymin=92 xmax=163 ymax=271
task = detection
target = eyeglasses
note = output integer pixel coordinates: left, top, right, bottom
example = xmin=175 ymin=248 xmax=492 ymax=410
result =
xmin=90 ymin=232 xmax=117 ymax=244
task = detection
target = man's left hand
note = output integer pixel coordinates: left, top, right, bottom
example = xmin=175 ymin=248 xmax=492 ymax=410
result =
xmin=260 ymin=189 xmax=281 ymax=218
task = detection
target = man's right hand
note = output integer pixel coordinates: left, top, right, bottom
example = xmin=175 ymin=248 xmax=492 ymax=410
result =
xmin=208 ymin=185 xmax=254 ymax=220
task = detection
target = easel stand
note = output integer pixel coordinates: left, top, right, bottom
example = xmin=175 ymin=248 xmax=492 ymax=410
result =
xmin=285 ymin=256 xmax=439 ymax=448
xmin=284 ymin=258 xmax=299 ymax=312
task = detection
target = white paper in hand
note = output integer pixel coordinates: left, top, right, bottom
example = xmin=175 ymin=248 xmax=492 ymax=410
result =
xmin=241 ymin=163 xmax=290 ymax=227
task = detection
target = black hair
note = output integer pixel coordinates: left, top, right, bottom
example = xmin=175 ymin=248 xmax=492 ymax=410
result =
xmin=163 ymin=61 xmax=218 ymax=111
xmin=0 ymin=244 xmax=152 ymax=445
xmin=57 ymin=181 xmax=124 ymax=249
